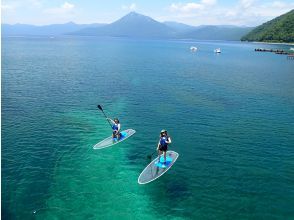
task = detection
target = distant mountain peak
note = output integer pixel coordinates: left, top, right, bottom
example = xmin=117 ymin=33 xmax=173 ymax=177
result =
xmin=126 ymin=11 xmax=140 ymax=16
xmin=125 ymin=11 xmax=146 ymax=17
xmin=119 ymin=11 xmax=154 ymax=22
xmin=72 ymin=11 xmax=176 ymax=38
xmin=66 ymin=21 xmax=76 ymax=25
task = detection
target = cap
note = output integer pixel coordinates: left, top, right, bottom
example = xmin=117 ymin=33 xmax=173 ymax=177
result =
xmin=160 ymin=129 xmax=167 ymax=133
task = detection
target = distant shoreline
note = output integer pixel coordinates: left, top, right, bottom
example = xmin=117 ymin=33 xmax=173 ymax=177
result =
xmin=250 ymin=41 xmax=294 ymax=46
xmin=3 ymin=35 xmax=294 ymax=46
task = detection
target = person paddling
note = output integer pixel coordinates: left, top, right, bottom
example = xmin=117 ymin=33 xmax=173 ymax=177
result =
xmin=107 ymin=118 xmax=121 ymax=140
xmin=157 ymin=129 xmax=172 ymax=168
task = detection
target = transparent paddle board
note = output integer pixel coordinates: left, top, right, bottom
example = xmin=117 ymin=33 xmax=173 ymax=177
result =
xmin=93 ymin=129 xmax=136 ymax=149
xmin=138 ymin=151 xmax=179 ymax=184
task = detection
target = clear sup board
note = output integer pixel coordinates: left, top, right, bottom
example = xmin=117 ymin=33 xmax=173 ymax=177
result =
xmin=138 ymin=151 xmax=179 ymax=184
xmin=93 ymin=129 xmax=136 ymax=149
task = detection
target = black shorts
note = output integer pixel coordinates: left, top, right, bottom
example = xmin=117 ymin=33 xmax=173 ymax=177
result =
xmin=113 ymin=131 xmax=120 ymax=136
xmin=159 ymin=145 xmax=168 ymax=152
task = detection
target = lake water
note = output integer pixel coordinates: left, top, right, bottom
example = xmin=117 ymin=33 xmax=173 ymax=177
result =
xmin=2 ymin=36 xmax=294 ymax=219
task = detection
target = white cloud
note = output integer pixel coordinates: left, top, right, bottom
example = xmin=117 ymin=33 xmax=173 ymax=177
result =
xmin=271 ymin=1 xmax=287 ymax=8
xmin=1 ymin=0 xmax=41 ymax=12
xmin=38 ymin=1 xmax=76 ymax=24
xmin=178 ymin=3 xmax=203 ymax=11
xmin=201 ymin=0 xmax=217 ymax=6
xmin=62 ymin=2 xmax=74 ymax=10
xmin=169 ymin=0 xmax=217 ymax=12
xmin=239 ymin=0 xmax=255 ymax=9
xmin=44 ymin=1 xmax=75 ymax=14
xmin=122 ymin=3 xmax=137 ymax=11
xmin=228 ymin=0 xmax=294 ymax=24
xmin=28 ymin=0 xmax=42 ymax=7
xmin=167 ymin=0 xmax=294 ymax=26
xmin=1 ymin=4 xmax=15 ymax=11
xmin=2 ymin=0 xmax=78 ymax=24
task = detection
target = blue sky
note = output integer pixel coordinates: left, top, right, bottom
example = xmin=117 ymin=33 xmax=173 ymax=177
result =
xmin=2 ymin=0 xmax=294 ymax=26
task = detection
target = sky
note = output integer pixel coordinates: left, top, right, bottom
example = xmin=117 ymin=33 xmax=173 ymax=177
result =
xmin=1 ymin=0 xmax=294 ymax=26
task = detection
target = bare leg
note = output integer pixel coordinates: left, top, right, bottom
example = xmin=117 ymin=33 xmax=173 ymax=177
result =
xmin=113 ymin=131 xmax=118 ymax=139
xmin=163 ymin=151 xmax=166 ymax=164
xmin=158 ymin=150 xmax=162 ymax=162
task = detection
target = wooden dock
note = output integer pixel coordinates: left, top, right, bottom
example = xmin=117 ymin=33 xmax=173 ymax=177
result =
xmin=255 ymin=48 xmax=289 ymax=55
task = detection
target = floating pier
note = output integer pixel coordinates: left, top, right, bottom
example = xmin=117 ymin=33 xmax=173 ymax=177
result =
xmin=287 ymin=54 xmax=294 ymax=59
xmin=254 ymin=48 xmax=289 ymax=55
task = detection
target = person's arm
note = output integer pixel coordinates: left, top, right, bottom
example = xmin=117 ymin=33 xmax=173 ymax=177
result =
xmin=106 ymin=118 xmax=115 ymax=125
xmin=166 ymin=136 xmax=172 ymax=144
xmin=117 ymin=123 xmax=121 ymax=132
xmin=157 ymin=141 xmax=160 ymax=150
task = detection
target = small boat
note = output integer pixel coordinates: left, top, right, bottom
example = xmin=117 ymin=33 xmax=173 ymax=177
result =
xmin=214 ymin=48 xmax=221 ymax=53
xmin=190 ymin=46 xmax=197 ymax=52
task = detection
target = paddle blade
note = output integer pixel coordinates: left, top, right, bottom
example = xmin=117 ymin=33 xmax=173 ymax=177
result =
xmin=147 ymin=150 xmax=157 ymax=160
xmin=97 ymin=105 xmax=103 ymax=111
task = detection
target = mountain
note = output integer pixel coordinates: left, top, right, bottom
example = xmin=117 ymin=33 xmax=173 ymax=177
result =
xmin=181 ymin=25 xmax=254 ymax=41
xmin=2 ymin=12 xmax=254 ymax=40
xmin=73 ymin=12 xmax=252 ymax=40
xmin=241 ymin=9 xmax=294 ymax=43
xmin=72 ymin=12 xmax=177 ymax=38
xmin=1 ymin=22 xmax=105 ymax=36
xmin=163 ymin=21 xmax=195 ymax=32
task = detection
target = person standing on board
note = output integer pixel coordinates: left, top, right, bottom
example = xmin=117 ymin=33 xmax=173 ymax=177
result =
xmin=108 ymin=118 xmax=121 ymax=140
xmin=157 ymin=129 xmax=172 ymax=168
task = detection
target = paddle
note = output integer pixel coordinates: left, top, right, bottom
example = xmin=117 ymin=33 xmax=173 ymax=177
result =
xmin=97 ymin=104 xmax=112 ymax=128
xmin=147 ymin=136 xmax=172 ymax=160
xmin=147 ymin=150 xmax=157 ymax=160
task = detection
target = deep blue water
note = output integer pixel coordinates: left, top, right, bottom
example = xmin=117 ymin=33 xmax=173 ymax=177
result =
xmin=2 ymin=36 xmax=294 ymax=219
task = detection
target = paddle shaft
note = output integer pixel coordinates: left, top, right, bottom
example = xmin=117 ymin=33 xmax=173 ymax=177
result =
xmin=148 ymin=137 xmax=171 ymax=159
xmin=97 ymin=105 xmax=112 ymax=128
xmin=147 ymin=150 xmax=157 ymax=159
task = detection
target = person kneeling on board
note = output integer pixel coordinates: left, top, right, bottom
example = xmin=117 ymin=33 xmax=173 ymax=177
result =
xmin=108 ymin=118 xmax=121 ymax=140
xmin=157 ymin=129 xmax=172 ymax=168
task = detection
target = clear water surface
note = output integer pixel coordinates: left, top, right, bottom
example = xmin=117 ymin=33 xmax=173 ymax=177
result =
xmin=2 ymin=36 xmax=294 ymax=219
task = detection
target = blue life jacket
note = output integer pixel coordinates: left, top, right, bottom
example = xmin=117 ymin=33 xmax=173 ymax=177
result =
xmin=160 ymin=137 xmax=167 ymax=146
xmin=112 ymin=124 xmax=119 ymax=131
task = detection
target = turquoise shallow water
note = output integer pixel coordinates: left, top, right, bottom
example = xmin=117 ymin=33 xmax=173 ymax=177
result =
xmin=2 ymin=37 xmax=294 ymax=219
